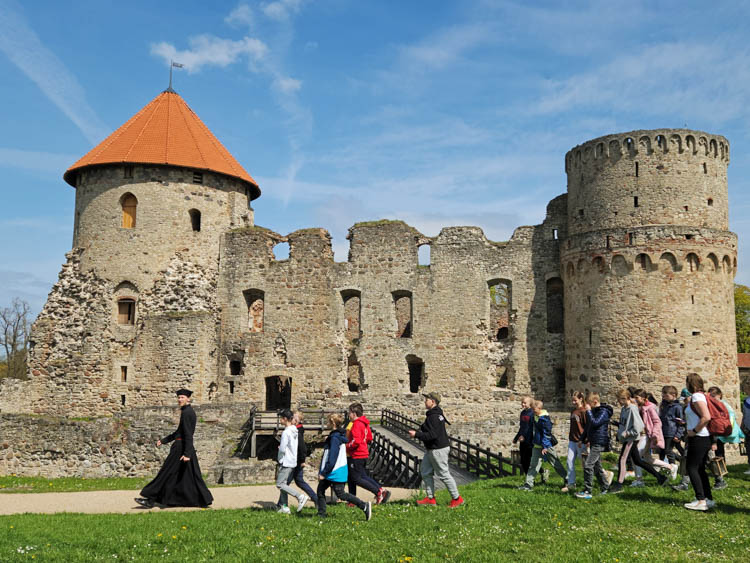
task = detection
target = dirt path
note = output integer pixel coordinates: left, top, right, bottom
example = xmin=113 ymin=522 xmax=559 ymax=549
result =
xmin=0 ymin=485 xmax=417 ymax=515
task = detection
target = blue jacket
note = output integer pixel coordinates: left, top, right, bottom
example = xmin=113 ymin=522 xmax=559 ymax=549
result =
xmin=532 ymin=410 xmax=555 ymax=449
xmin=659 ymin=399 xmax=684 ymax=440
xmin=319 ymin=428 xmax=349 ymax=483
xmin=582 ymin=404 xmax=613 ymax=447
xmin=741 ymin=397 xmax=750 ymax=433
xmin=513 ymin=407 xmax=534 ymax=443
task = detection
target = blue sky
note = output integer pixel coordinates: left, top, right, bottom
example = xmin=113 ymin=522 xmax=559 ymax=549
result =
xmin=2 ymin=0 xmax=750 ymax=318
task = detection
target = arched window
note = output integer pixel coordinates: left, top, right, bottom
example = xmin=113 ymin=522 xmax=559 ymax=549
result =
xmin=546 ymin=277 xmax=564 ymax=333
xmin=393 ymin=291 xmax=412 ymax=338
xmin=659 ymin=252 xmax=678 ymax=272
xmin=189 ymin=209 xmax=201 ymax=232
xmin=117 ymin=298 xmax=135 ymax=325
xmin=687 ymin=253 xmax=700 ymax=273
xmin=243 ymin=289 xmax=264 ymax=332
xmin=341 ymin=290 xmax=361 ymax=340
xmin=488 ymin=279 xmax=511 ymax=341
xmin=121 ymin=193 xmax=137 ymax=228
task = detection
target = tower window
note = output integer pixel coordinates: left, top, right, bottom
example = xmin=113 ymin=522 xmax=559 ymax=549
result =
xmin=189 ymin=209 xmax=201 ymax=232
xmin=703 ymin=163 xmax=707 ymax=174
xmin=120 ymin=366 xmax=128 ymax=382
xmin=243 ymin=290 xmax=265 ymax=333
xmin=123 ymin=165 xmax=133 ymax=179
xmin=121 ymin=395 xmax=126 ymax=406
xmin=393 ymin=291 xmax=412 ymax=338
xmin=552 ymin=228 xmax=559 ymax=240
xmin=489 ymin=280 xmax=511 ymax=341
xmin=121 ymin=193 xmax=137 ymax=229
xmin=193 ymin=171 xmax=203 ymax=184
xmin=707 ymin=198 xmax=713 ymax=206
xmin=635 ymin=162 xmax=639 ymax=177
xmin=634 ymin=196 xmax=639 ymax=207
xmin=117 ymin=299 xmax=135 ymax=325
xmin=229 ymin=381 xmax=235 ymax=394
xmin=579 ymin=209 xmax=584 ymax=217
xmin=627 ymin=233 xmax=634 ymax=245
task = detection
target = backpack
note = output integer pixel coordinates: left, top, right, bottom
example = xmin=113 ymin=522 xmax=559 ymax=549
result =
xmin=704 ymin=395 xmax=732 ymax=437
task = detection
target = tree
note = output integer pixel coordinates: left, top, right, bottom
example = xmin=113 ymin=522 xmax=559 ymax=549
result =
xmin=735 ymin=284 xmax=750 ymax=353
xmin=0 ymin=298 xmax=30 ymax=380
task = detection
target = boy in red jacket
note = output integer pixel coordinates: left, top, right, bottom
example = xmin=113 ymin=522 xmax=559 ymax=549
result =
xmin=347 ymin=403 xmax=391 ymax=504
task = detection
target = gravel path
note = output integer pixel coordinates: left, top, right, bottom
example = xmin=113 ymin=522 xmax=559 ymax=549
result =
xmin=0 ymin=486 xmax=417 ymax=515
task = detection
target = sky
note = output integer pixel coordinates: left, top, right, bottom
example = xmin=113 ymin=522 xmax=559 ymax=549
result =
xmin=2 ymin=0 xmax=750 ymax=318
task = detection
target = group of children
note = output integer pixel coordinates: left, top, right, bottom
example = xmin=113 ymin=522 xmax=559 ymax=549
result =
xmin=513 ymin=383 xmax=747 ymax=509
xmin=274 ymin=404 xmax=391 ymax=520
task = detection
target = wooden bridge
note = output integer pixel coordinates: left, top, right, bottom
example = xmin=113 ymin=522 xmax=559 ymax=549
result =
xmin=239 ymin=407 xmax=519 ymax=489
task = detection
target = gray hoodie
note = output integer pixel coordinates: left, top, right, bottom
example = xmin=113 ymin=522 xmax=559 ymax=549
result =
xmin=618 ymin=403 xmax=644 ymax=443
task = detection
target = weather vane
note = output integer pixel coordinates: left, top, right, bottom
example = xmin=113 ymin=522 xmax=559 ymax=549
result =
xmin=166 ymin=60 xmax=184 ymax=92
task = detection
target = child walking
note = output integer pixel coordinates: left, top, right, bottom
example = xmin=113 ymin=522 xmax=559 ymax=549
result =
xmin=563 ymin=391 xmax=588 ymax=492
xmin=518 ymin=400 xmax=567 ymax=491
xmin=609 ymin=390 xmax=667 ymax=494
xmin=658 ymin=385 xmax=684 ymax=479
xmin=286 ymin=411 xmax=318 ymax=506
xmin=346 ymin=403 xmax=391 ymax=504
xmin=634 ymin=389 xmax=674 ymax=476
xmin=316 ymin=413 xmax=372 ymax=520
xmin=276 ymin=409 xmax=309 ymax=514
xmin=512 ymin=396 xmax=535 ymax=475
xmin=575 ymin=392 xmax=614 ymax=499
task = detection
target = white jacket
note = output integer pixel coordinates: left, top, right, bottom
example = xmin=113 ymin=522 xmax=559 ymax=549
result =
xmin=278 ymin=425 xmax=298 ymax=467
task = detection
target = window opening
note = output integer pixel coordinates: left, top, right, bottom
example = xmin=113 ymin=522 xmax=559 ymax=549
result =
xmin=606 ymin=235 xmax=611 ymax=249
xmin=692 ymin=330 xmax=701 ymax=336
xmin=229 ymin=381 xmax=235 ymax=394
xmin=552 ymin=228 xmax=559 ymax=240
xmin=347 ymin=352 xmax=365 ymax=392
xmin=243 ymin=290 xmax=264 ymax=332
xmin=555 ymin=368 xmax=566 ymax=395
xmin=418 ymin=244 xmax=431 ymax=266
xmin=393 ymin=292 xmax=412 ymax=338
xmin=546 ymin=277 xmax=564 ymax=333
xmin=342 ymin=290 xmax=361 ymax=340
xmin=687 ymin=253 xmax=699 ymax=272
xmin=579 ymin=209 xmax=584 ymax=217
xmin=691 ymin=295 xmax=695 ymax=305
xmin=229 ymin=360 xmax=242 ymax=376
xmin=273 ymin=242 xmax=290 ymax=260
xmin=265 ymin=376 xmax=291 ymax=410
xmin=684 ymin=206 xmax=689 ymax=211
xmin=627 ymin=232 xmax=634 ymax=245
xmin=193 ymin=171 xmax=203 ymax=184
xmin=496 ymin=365 xmax=509 ymax=388
xmin=634 ymin=196 xmax=639 ymax=207
xmin=120 ymin=366 xmax=128 ymax=382
xmin=489 ymin=280 xmax=511 ymax=341
xmin=707 ymin=198 xmax=713 ymax=206
xmin=117 ymin=299 xmax=135 ymax=325
xmin=587 ymin=296 xmax=591 ymax=307
xmin=121 ymin=395 xmax=126 ymax=406
xmin=703 ymin=163 xmax=707 ymax=174
xmin=406 ymin=356 xmax=425 ymax=393
xmin=124 ymin=165 xmax=133 ymax=179
xmin=589 ymin=329 xmax=592 ymax=346
xmin=189 ymin=209 xmax=201 ymax=232
xmin=121 ymin=193 xmax=137 ymax=229
xmin=635 ymin=162 xmax=639 ymax=177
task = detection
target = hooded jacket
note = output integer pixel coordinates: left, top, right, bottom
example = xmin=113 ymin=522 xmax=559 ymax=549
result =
xmin=718 ymin=399 xmax=746 ymax=444
xmin=277 ymin=424 xmax=298 ymax=468
xmin=640 ymin=401 xmax=664 ymax=449
xmin=531 ymin=409 xmax=556 ymax=449
xmin=659 ymin=399 xmax=685 ymax=440
xmin=582 ymin=403 xmax=613 ymax=447
xmin=513 ymin=407 xmax=534 ymax=443
xmin=319 ymin=427 xmax=349 ymax=483
xmin=414 ymin=406 xmax=451 ymax=450
xmin=346 ymin=416 xmax=374 ymax=459
xmin=617 ymin=403 xmax=644 ymax=443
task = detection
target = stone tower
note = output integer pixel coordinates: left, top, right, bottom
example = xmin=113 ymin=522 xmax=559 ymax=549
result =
xmin=22 ymin=89 xmax=260 ymax=415
xmin=562 ymin=130 xmax=739 ymax=404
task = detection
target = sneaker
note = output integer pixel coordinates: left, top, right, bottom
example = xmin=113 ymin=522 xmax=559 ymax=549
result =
xmin=684 ymin=499 xmax=708 ymax=511
xmin=277 ymin=505 xmax=291 ymax=514
xmin=449 ymin=496 xmax=465 ymax=508
xmin=540 ymin=468 xmax=549 ymax=484
xmin=603 ymin=470 xmax=614 ymax=488
xmin=296 ymin=494 xmax=309 ymax=513
xmin=624 ymin=470 xmax=636 ymax=480
xmin=517 ymin=484 xmax=533 ymax=491
xmin=706 ymin=499 xmax=716 ymax=509
xmin=376 ymin=489 xmax=392 ymax=505
xmin=743 ymin=468 xmax=750 ymax=475
xmin=629 ymin=479 xmax=645 ymax=488
xmin=417 ymin=496 xmax=437 ymax=505
xmin=561 ymin=485 xmax=575 ymax=493
xmin=575 ymin=491 xmax=592 ymax=500
xmin=134 ymin=497 xmax=154 ymax=508
xmin=671 ymin=482 xmax=690 ymax=492
xmin=713 ymin=479 xmax=728 ymax=490
xmin=608 ymin=483 xmax=624 ymax=494
xmin=363 ymin=501 xmax=372 ymax=521
xmin=670 ymin=463 xmax=678 ymax=481
xmin=346 ymin=502 xmax=356 ymax=508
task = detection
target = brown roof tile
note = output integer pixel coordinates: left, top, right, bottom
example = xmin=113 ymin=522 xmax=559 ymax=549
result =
xmin=64 ymin=90 xmax=259 ymax=198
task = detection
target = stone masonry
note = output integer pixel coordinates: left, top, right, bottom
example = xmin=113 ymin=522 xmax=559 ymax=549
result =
xmin=0 ymin=126 xmax=741 ymax=477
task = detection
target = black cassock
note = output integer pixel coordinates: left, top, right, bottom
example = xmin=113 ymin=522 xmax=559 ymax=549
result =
xmin=140 ymin=404 xmax=214 ymax=507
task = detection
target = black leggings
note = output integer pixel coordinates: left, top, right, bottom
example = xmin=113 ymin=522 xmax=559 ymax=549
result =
xmin=316 ymin=480 xmax=365 ymax=516
xmin=686 ymin=436 xmax=713 ymax=500
xmin=616 ymin=441 xmax=662 ymax=484
xmin=519 ymin=442 xmax=533 ymax=475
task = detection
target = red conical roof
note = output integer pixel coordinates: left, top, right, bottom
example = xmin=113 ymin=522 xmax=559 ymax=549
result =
xmin=64 ymin=90 xmax=260 ymax=199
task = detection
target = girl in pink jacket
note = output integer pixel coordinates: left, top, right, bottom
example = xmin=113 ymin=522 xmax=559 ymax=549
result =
xmin=635 ymin=390 xmax=674 ymax=475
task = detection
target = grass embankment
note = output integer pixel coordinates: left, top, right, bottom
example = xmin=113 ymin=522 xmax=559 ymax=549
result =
xmin=1 ymin=467 xmax=749 ymax=562
xmin=0 ymin=476 xmax=150 ymax=494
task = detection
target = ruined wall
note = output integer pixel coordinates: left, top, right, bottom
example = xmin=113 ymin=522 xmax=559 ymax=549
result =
xmin=563 ymin=129 xmax=739 ymax=408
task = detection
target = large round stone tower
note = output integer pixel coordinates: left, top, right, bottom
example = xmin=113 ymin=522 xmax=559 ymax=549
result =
xmin=562 ymin=129 xmax=739 ymax=404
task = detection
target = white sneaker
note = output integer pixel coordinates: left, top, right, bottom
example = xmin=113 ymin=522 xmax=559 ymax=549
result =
xmin=629 ymin=479 xmax=645 ymax=488
xmin=744 ymin=468 xmax=750 ymax=475
xmin=297 ymin=494 xmax=309 ymax=513
xmin=670 ymin=463 xmax=678 ymax=481
xmin=277 ymin=505 xmax=291 ymax=514
xmin=603 ymin=470 xmax=614 ymax=488
xmin=690 ymin=497 xmax=716 ymax=509
xmin=625 ymin=470 xmax=636 ymax=479
xmin=684 ymin=499 xmax=708 ymax=511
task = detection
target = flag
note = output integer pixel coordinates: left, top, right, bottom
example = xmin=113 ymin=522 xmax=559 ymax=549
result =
xmin=172 ymin=62 xmax=184 ymax=68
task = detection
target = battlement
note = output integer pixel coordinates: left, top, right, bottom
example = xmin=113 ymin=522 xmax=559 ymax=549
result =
xmin=565 ymin=129 xmax=729 ymax=172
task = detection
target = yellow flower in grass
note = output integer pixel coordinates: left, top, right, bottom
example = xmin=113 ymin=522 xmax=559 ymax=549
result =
xmin=157 ymin=533 xmax=162 ymax=538
xmin=181 ymin=526 xmax=187 ymax=530
xmin=172 ymin=535 xmax=177 ymax=540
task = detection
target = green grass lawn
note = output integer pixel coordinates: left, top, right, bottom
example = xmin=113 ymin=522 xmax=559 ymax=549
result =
xmin=1 ymin=466 xmax=749 ymax=562
xmin=0 ymin=475 xmax=151 ymax=494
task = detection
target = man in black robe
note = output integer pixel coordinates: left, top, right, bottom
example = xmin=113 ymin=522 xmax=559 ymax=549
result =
xmin=135 ymin=389 xmax=213 ymax=508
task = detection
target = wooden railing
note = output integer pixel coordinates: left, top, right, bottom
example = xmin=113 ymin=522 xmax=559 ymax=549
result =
xmin=380 ymin=409 xmax=517 ymax=478
xmin=368 ymin=429 xmax=422 ymax=488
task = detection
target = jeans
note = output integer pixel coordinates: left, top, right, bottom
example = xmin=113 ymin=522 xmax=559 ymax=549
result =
xmin=582 ymin=444 xmax=609 ymax=492
xmin=348 ymin=458 xmax=381 ymax=496
xmin=276 ymin=465 xmax=304 ymax=507
xmin=659 ymin=436 xmax=684 ymax=464
xmin=421 ymin=447 xmax=459 ymax=499
xmin=315 ymin=480 xmax=364 ymax=516
xmin=286 ymin=465 xmax=318 ymax=504
xmin=566 ymin=441 xmax=587 ymax=485
xmin=524 ymin=446 xmax=567 ymax=487
xmin=686 ymin=435 xmax=713 ymax=501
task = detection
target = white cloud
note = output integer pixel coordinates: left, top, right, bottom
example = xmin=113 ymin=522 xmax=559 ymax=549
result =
xmin=274 ymin=76 xmax=302 ymax=93
xmin=225 ymin=4 xmax=254 ymax=28
xmin=262 ymin=0 xmax=304 ymax=21
xmin=0 ymin=0 xmax=110 ymax=144
xmin=151 ymin=35 xmax=268 ymax=73
xmin=0 ymin=147 xmax=78 ymax=174
xmin=397 ymin=23 xmax=493 ymax=71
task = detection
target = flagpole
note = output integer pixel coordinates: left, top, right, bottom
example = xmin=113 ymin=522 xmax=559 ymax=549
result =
xmin=169 ymin=60 xmax=174 ymax=91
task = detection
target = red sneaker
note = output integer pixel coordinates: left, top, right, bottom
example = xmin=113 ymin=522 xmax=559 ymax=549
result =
xmin=416 ymin=497 xmax=436 ymax=506
xmin=449 ymin=496 xmax=465 ymax=508
xmin=346 ymin=502 xmax=355 ymax=507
